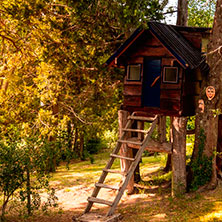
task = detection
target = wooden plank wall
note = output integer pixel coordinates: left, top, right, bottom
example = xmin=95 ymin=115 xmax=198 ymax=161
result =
xmin=182 ymin=68 xmax=202 ymax=116
xmin=123 ymin=57 xmax=143 ymax=107
xmin=122 ymin=34 xmax=182 ymax=114
xmin=160 ymin=58 xmax=182 ymax=114
xmin=180 ymin=31 xmax=202 ymax=49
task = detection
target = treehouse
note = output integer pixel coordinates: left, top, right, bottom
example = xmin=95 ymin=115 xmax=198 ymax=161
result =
xmin=106 ymin=22 xmax=210 ymax=116
xmin=82 ymin=23 xmax=212 ymax=220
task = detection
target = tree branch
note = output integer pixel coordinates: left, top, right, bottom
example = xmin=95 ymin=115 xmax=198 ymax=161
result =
xmin=207 ymin=45 xmax=222 ymax=56
xmin=61 ymin=103 xmax=92 ymax=125
xmin=0 ymin=34 xmax=19 ymax=51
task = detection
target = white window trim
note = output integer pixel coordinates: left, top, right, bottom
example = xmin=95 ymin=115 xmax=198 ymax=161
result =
xmin=163 ymin=67 xmax=178 ymax=83
xmin=127 ymin=64 xmax=141 ymax=81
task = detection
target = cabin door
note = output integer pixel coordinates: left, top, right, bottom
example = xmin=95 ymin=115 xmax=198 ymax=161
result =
xmin=142 ymin=58 xmax=161 ymax=107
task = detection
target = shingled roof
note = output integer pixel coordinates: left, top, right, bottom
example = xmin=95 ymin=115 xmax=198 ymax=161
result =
xmin=106 ymin=22 xmax=210 ymax=71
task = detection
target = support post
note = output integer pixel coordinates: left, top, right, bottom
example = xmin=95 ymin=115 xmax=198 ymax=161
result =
xmin=171 ymin=116 xmax=187 ymax=196
xmin=118 ymin=110 xmax=134 ymax=194
xmin=132 ymin=121 xmax=144 ymax=183
xmin=163 ymin=116 xmax=172 ymax=172
xmin=158 ymin=115 xmax=166 ymax=143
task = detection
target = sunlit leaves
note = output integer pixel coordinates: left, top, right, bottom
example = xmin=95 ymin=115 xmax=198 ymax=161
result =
xmin=188 ymin=0 xmax=216 ymax=27
xmin=0 ymin=0 xmax=168 ymax=149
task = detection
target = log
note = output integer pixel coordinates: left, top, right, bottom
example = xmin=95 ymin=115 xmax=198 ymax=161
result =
xmin=164 ymin=116 xmax=173 ymax=172
xmin=127 ymin=138 xmax=172 ymax=154
xmin=158 ymin=115 xmax=166 ymax=143
xmin=187 ymin=129 xmax=195 ymax=135
xmin=118 ymin=110 xmax=134 ymax=194
xmin=133 ymin=120 xmax=144 ymax=183
xmin=171 ymin=116 xmax=187 ymax=196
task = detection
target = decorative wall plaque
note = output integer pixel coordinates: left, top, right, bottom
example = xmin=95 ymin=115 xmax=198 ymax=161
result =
xmin=198 ymin=99 xmax=204 ymax=113
xmin=206 ymin=86 xmax=215 ymax=100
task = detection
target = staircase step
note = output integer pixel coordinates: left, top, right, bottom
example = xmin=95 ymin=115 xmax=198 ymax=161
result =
xmin=118 ymin=139 xmax=142 ymax=146
xmin=110 ymin=154 xmax=134 ymax=161
xmin=87 ymin=197 xmax=113 ymax=206
xmin=95 ymin=183 xmax=119 ymax=190
xmin=103 ymin=169 xmax=125 ymax=175
xmin=128 ymin=116 xmax=156 ymax=122
xmin=122 ymin=128 xmax=148 ymax=134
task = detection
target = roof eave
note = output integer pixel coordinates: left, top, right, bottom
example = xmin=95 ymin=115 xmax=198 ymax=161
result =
xmin=149 ymin=27 xmax=188 ymax=69
xmin=105 ymin=28 xmax=144 ymax=67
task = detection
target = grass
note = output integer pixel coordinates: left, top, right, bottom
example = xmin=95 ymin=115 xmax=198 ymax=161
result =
xmin=119 ymin=188 xmax=222 ymax=222
xmin=3 ymin=148 xmax=222 ymax=221
xmin=49 ymin=150 xmax=222 ymax=222
xmin=48 ymin=151 xmax=166 ymax=189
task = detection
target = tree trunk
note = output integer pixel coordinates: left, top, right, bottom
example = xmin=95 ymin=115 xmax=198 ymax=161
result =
xmin=130 ymin=120 xmax=143 ymax=184
xmin=80 ymin=133 xmax=85 ymax=160
xmin=216 ymin=115 xmax=222 ymax=177
xmin=158 ymin=115 xmax=166 ymax=143
xmin=169 ymin=1 xmax=188 ymax=195
xmin=47 ymin=102 xmax=59 ymax=172
xmin=67 ymin=121 xmax=73 ymax=153
xmin=73 ymin=128 xmax=78 ymax=154
xmin=206 ymin=0 xmax=222 ymax=187
xmin=1 ymin=194 xmax=10 ymax=220
xmin=189 ymin=0 xmax=222 ymax=189
xmin=171 ymin=117 xmax=187 ymax=196
xmin=177 ymin=0 xmax=188 ymax=26
xmin=26 ymin=167 xmax=31 ymax=215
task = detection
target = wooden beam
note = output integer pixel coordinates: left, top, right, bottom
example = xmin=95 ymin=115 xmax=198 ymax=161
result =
xmin=158 ymin=115 xmax=166 ymax=143
xmin=187 ymin=129 xmax=195 ymax=135
xmin=127 ymin=138 xmax=172 ymax=154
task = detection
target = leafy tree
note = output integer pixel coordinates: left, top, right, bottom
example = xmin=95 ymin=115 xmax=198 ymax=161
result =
xmin=188 ymin=0 xmax=216 ymax=27
xmin=0 ymin=131 xmax=58 ymax=219
xmin=0 ymin=0 xmax=170 ymax=218
xmin=187 ymin=0 xmax=221 ymax=190
xmin=0 ymin=0 xmax=168 ymax=161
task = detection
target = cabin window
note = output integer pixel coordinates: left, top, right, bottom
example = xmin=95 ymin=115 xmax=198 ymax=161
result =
xmin=163 ymin=67 xmax=178 ymax=83
xmin=127 ymin=64 xmax=141 ymax=81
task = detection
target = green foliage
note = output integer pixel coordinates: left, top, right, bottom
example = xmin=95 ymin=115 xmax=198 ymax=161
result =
xmin=186 ymin=116 xmax=195 ymax=158
xmin=0 ymin=140 xmax=26 ymax=209
xmin=143 ymin=150 xmax=154 ymax=157
xmin=102 ymin=128 xmax=119 ymax=150
xmin=211 ymin=108 xmax=222 ymax=117
xmin=150 ymin=171 xmax=172 ymax=186
xmin=165 ymin=116 xmax=171 ymax=142
xmin=187 ymin=116 xmax=195 ymax=131
xmin=0 ymin=0 xmax=169 ymax=163
xmin=189 ymin=128 xmax=213 ymax=191
xmin=0 ymin=130 xmax=59 ymax=218
xmin=0 ymin=0 xmax=170 ymax=218
xmin=85 ymin=137 xmax=104 ymax=154
xmin=188 ymin=0 xmax=216 ymax=27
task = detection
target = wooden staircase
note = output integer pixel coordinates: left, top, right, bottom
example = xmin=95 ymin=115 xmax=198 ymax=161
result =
xmin=84 ymin=113 xmax=158 ymax=217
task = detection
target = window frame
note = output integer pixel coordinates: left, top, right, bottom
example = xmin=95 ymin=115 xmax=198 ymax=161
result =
xmin=126 ymin=64 xmax=142 ymax=82
xmin=162 ymin=66 xmax=179 ymax=84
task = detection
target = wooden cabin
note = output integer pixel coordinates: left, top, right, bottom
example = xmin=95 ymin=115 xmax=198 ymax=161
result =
xmin=106 ymin=22 xmax=210 ymax=116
